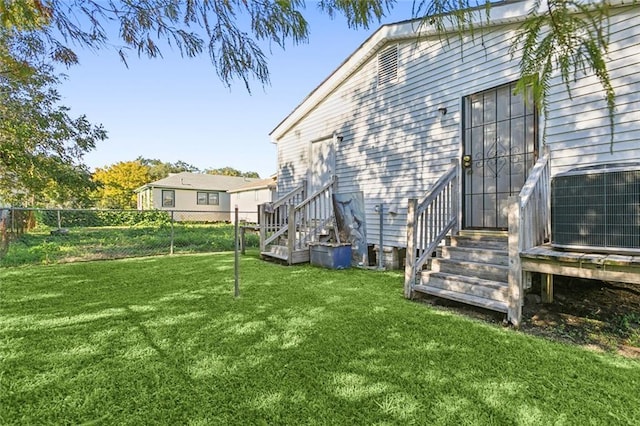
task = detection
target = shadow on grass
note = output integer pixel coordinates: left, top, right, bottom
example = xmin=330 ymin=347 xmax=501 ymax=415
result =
xmin=1 ymin=253 xmax=639 ymax=424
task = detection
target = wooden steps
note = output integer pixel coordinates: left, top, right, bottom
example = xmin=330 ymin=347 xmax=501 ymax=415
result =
xmin=414 ymin=232 xmax=510 ymax=313
xmin=414 ymin=285 xmax=509 ymax=313
xmin=440 ymin=246 xmax=509 ymax=266
xmin=261 ymin=245 xmax=310 ymax=265
xmin=261 ymin=245 xmax=289 ymax=261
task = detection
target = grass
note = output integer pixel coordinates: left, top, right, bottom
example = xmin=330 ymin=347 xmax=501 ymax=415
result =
xmin=1 ymin=253 xmax=639 ymax=424
xmin=1 ymin=224 xmax=259 ymax=267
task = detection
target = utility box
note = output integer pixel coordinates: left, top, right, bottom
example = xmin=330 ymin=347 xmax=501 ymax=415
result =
xmin=309 ymin=243 xmax=352 ymax=269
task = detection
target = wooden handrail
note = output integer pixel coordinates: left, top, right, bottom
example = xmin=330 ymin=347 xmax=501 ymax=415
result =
xmin=519 ymin=153 xmax=550 ymax=210
xmin=260 ymin=176 xmax=338 ymax=257
xmin=260 ymin=179 xmax=307 ymax=252
xmin=417 ymin=162 xmax=457 ymax=213
xmin=263 ymin=225 xmax=288 ymax=247
xmin=293 ymin=176 xmax=336 ymax=211
xmin=507 ymin=151 xmax=550 ymax=327
xmin=290 ymin=177 xmax=337 ymax=251
xmin=519 ymin=153 xmax=551 ymax=249
xmin=271 ymin=183 xmax=305 ymax=209
xmin=405 ymin=159 xmax=459 ymax=298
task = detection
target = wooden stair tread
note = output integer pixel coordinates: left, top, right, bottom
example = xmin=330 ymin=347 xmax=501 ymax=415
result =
xmin=431 ymin=258 xmax=509 ymax=282
xmin=434 ymin=258 xmax=509 ymax=271
xmin=440 ymin=246 xmax=509 ymax=266
xmin=425 ymin=271 xmax=508 ymax=289
xmin=458 ymin=229 xmax=508 ymax=238
xmin=261 ymin=250 xmax=288 ymax=261
xmin=413 ymin=285 xmax=509 ymax=313
xmin=441 ymin=245 xmax=508 ymax=256
xmin=416 ymin=233 xmax=511 ymax=313
xmin=261 ymin=245 xmax=289 ymax=261
xmin=419 ymin=271 xmax=509 ymax=303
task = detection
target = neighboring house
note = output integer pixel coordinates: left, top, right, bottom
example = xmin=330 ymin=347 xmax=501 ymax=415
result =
xmin=135 ymin=172 xmax=259 ymax=222
xmin=261 ymin=0 xmax=640 ymax=325
xmin=228 ymin=176 xmax=277 ymax=223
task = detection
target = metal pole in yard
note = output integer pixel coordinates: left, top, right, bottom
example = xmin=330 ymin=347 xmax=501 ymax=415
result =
xmin=234 ymin=206 xmax=240 ymax=298
xmin=170 ymin=211 xmax=175 ymax=255
xmin=378 ymin=203 xmax=384 ymax=270
xmin=56 ymin=209 xmax=62 ymax=230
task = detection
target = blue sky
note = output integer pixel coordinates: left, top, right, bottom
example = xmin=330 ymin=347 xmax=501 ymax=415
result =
xmin=57 ymin=2 xmax=416 ymax=179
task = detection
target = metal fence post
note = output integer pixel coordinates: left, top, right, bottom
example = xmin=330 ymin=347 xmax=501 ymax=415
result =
xmin=170 ymin=211 xmax=175 ymax=255
xmin=234 ymin=207 xmax=240 ymax=298
xmin=378 ymin=203 xmax=384 ymax=270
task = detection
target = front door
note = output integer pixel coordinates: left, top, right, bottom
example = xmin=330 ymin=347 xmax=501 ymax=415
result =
xmin=463 ymin=82 xmax=538 ymax=229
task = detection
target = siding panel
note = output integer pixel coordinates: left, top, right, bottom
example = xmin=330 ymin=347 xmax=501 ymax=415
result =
xmin=274 ymin=5 xmax=640 ymax=249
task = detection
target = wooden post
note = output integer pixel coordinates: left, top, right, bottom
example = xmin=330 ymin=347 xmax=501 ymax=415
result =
xmin=507 ymin=196 xmax=522 ymax=327
xmin=169 ymin=211 xmax=175 ymax=255
xmin=404 ymin=198 xmax=418 ymax=299
xmin=259 ymin=203 xmax=266 ymax=252
xmin=240 ymin=226 xmax=246 ymax=255
xmin=450 ymin=158 xmax=459 ymax=236
xmin=287 ymin=202 xmax=295 ymax=265
xmin=541 ymin=273 xmax=554 ymax=303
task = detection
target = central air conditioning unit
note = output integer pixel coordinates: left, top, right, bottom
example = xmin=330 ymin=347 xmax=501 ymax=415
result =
xmin=551 ymin=163 xmax=640 ymax=254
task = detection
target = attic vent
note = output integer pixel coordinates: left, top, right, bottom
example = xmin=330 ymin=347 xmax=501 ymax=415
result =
xmin=377 ymin=44 xmax=398 ymax=86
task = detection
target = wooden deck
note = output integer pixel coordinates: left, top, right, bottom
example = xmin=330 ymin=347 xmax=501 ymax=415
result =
xmin=520 ymin=244 xmax=640 ymax=303
xmin=521 ymin=244 xmax=640 ymax=285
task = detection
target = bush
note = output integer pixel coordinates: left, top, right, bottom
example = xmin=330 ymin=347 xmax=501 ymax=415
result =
xmin=38 ymin=209 xmax=172 ymax=228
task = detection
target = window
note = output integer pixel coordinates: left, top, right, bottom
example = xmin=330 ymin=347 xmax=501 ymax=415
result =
xmin=377 ymin=44 xmax=398 ymax=86
xmin=162 ymin=190 xmax=175 ymax=207
xmin=197 ymin=192 xmax=219 ymax=205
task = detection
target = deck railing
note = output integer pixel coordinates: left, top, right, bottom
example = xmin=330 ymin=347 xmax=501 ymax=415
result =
xmin=260 ymin=181 xmax=306 ymax=251
xmin=404 ymin=159 xmax=459 ymax=298
xmin=507 ymin=151 xmax=551 ymax=326
xmin=289 ymin=176 xmax=338 ymax=252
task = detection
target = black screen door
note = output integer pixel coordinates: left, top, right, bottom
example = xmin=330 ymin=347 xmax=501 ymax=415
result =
xmin=463 ymin=82 xmax=537 ymax=229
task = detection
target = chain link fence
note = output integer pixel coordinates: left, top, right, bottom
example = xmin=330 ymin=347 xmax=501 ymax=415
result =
xmin=0 ymin=208 xmax=260 ymax=267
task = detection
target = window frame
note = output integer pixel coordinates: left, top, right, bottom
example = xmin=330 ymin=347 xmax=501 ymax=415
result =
xmin=161 ymin=190 xmax=175 ymax=208
xmin=197 ymin=191 xmax=219 ymax=206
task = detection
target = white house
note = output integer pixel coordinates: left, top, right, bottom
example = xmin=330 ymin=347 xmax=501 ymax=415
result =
xmin=228 ymin=177 xmax=276 ymax=223
xmin=135 ymin=172 xmax=259 ymax=222
xmin=261 ymin=0 xmax=640 ymax=325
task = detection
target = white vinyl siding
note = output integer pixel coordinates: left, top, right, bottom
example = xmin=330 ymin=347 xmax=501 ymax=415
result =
xmin=544 ymin=7 xmax=640 ymax=175
xmin=275 ymin=6 xmax=640 ymax=248
xmin=229 ymin=187 xmax=276 ymax=223
xmin=278 ymin=26 xmax=524 ymax=247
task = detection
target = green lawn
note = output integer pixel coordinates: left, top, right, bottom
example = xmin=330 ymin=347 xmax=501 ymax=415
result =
xmin=1 ymin=252 xmax=639 ymax=424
